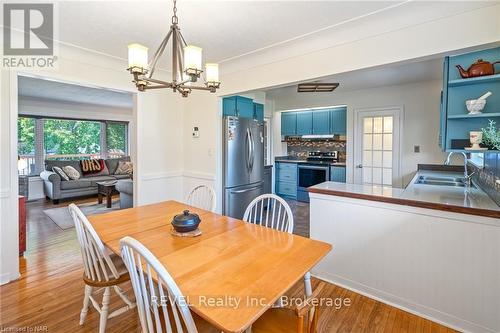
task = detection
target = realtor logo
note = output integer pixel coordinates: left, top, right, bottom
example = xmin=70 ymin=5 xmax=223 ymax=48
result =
xmin=2 ymin=3 xmax=58 ymax=68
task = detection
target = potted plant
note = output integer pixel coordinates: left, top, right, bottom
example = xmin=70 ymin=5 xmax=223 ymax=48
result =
xmin=481 ymin=120 xmax=500 ymax=150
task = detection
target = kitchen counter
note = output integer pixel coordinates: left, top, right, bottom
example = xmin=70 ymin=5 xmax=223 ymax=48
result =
xmin=275 ymin=156 xmax=346 ymax=167
xmin=308 ymin=169 xmax=500 ymax=218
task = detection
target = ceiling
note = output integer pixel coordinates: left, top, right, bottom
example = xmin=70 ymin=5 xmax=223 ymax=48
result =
xmin=18 ymin=76 xmax=133 ymax=108
xmin=265 ymin=58 xmax=443 ymax=95
xmin=57 ymin=1 xmax=403 ymax=66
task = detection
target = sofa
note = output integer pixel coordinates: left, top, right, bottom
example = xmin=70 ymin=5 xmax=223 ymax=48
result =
xmin=40 ymin=156 xmax=132 ymax=204
xmin=116 ymin=179 xmax=133 ymax=209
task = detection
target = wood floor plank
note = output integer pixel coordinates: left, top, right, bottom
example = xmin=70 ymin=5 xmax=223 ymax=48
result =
xmin=0 ymin=197 xmax=458 ymax=333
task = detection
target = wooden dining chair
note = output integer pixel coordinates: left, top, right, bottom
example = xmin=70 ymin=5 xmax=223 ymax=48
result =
xmin=187 ymin=185 xmax=217 ymax=212
xmin=120 ymin=236 xmax=219 ymax=333
xmin=69 ymin=204 xmax=136 ymax=333
xmin=243 ymin=194 xmax=313 ymax=298
xmin=252 ymin=282 xmax=326 ymax=333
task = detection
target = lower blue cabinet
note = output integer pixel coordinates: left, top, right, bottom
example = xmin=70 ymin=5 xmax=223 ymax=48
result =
xmin=275 ymin=162 xmax=297 ymax=199
xmin=330 ymin=166 xmax=346 ymax=183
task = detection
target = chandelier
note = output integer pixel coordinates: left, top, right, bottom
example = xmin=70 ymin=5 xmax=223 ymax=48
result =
xmin=127 ymin=0 xmax=220 ymax=97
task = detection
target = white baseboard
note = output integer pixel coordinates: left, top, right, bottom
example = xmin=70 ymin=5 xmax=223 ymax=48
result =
xmin=0 ymin=271 xmax=20 ymax=286
xmin=312 ymin=270 xmax=496 ymax=333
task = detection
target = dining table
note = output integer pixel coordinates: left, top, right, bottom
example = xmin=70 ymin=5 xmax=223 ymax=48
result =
xmin=88 ymin=200 xmax=332 ymax=333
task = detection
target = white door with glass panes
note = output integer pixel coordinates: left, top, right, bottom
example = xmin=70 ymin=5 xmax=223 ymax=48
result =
xmin=354 ymin=107 xmax=401 ymax=187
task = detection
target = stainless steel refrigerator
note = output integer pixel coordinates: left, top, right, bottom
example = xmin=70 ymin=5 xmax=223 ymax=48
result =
xmin=223 ymin=116 xmax=264 ymax=219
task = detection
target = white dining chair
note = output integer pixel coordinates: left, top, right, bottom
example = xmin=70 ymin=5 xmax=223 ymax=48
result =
xmin=120 ymin=236 xmax=201 ymax=333
xmin=243 ymin=194 xmax=294 ymax=233
xmin=69 ymin=204 xmax=135 ymax=333
xmin=187 ymin=185 xmax=216 ymax=212
xmin=243 ymin=194 xmax=313 ymax=297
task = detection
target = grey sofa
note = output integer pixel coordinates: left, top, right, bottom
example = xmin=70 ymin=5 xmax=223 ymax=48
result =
xmin=116 ymin=179 xmax=133 ymax=209
xmin=40 ymin=156 xmax=132 ymax=204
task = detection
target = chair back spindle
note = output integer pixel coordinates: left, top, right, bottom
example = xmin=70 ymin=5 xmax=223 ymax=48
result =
xmin=69 ymin=203 xmax=120 ymax=282
xmin=120 ymin=236 xmax=198 ymax=333
xmin=187 ymin=185 xmax=216 ymax=212
xmin=243 ymin=194 xmax=294 ymax=234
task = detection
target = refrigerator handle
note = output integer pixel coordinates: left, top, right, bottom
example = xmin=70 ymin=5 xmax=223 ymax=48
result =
xmin=231 ymin=184 xmax=262 ymax=194
xmin=245 ymin=128 xmax=251 ymax=171
xmin=249 ymin=128 xmax=255 ymax=170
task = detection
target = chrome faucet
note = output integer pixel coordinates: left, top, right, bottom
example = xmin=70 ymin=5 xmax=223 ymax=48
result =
xmin=444 ymin=152 xmax=475 ymax=188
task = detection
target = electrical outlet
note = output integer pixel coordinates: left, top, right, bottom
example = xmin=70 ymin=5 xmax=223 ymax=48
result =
xmin=414 ymin=145 xmax=420 ymax=153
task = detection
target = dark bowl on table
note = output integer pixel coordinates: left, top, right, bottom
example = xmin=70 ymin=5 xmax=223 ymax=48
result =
xmin=172 ymin=210 xmax=201 ymax=233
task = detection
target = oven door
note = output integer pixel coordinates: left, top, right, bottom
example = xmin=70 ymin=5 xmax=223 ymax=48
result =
xmin=297 ymin=164 xmax=330 ymax=202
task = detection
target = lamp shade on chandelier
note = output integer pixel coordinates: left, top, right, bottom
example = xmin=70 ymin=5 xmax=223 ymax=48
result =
xmin=126 ymin=0 xmax=220 ymax=97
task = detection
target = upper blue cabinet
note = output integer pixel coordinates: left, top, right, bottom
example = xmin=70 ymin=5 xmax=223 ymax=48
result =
xmin=253 ymin=103 xmax=264 ymax=123
xmin=440 ymin=46 xmax=500 ymax=151
xmin=330 ymin=107 xmax=347 ymax=135
xmin=280 ymin=107 xmax=347 ymax=137
xmin=296 ymin=111 xmax=313 ymax=135
xmin=281 ymin=112 xmax=297 ymax=136
xmin=312 ymin=110 xmax=330 ymax=134
xmin=222 ymin=96 xmax=255 ymax=119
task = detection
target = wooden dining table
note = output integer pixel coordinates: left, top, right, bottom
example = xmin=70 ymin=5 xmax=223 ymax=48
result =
xmin=88 ymin=200 xmax=332 ymax=333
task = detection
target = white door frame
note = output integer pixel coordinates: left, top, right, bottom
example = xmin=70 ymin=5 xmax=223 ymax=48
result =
xmin=353 ymin=106 xmax=404 ymax=187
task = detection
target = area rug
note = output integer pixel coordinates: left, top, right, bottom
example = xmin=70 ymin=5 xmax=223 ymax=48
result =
xmin=44 ymin=200 xmax=120 ymax=230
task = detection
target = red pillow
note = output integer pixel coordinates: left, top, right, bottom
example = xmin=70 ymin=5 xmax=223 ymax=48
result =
xmin=80 ymin=159 xmax=109 ymax=176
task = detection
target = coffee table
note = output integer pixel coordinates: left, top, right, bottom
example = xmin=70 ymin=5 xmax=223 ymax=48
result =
xmin=96 ymin=181 xmax=118 ymax=208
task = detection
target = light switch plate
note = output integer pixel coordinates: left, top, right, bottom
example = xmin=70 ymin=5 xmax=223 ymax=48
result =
xmin=414 ymin=145 xmax=420 ymax=153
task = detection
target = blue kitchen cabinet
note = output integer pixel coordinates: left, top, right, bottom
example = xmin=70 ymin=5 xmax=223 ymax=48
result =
xmin=296 ymin=111 xmax=313 ymax=135
xmin=312 ymin=110 xmax=331 ymax=135
xmin=222 ymin=96 xmax=254 ymax=118
xmin=441 ymin=46 xmax=500 ymax=151
xmin=330 ymin=166 xmax=346 ymax=182
xmin=281 ymin=112 xmax=297 ymax=136
xmin=275 ymin=162 xmax=297 ymax=199
xmin=253 ymin=103 xmax=264 ymax=123
xmin=330 ymin=107 xmax=347 ymax=135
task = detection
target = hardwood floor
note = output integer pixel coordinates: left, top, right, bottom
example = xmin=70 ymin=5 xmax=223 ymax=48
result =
xmin=0 ymin=197 xmax=457 ymax=333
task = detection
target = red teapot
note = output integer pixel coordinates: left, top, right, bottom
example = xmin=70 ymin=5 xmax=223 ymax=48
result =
xmin=456 ymin=59 xmax=500 ymax=78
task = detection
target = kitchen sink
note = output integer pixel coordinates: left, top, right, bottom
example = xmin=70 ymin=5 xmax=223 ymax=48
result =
xmin=414 ymin=175 xmax=475 ymax=188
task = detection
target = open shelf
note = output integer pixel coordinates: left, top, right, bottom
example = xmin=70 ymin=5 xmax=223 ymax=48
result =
xmin=448 ymin=73 xmax=500 ymax=87
xmin=448 ymin=112 xmax=500 ymax=119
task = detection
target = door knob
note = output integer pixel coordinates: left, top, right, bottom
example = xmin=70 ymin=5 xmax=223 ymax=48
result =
xmin=356 ymin=164 xmax=363 ymax=168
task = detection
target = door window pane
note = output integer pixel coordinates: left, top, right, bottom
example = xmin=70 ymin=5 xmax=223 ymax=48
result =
xmin=383 ymin=116 xmax=393 ymax=133
xmin=383 ymin=134 xmax=393 ymax=150
xmin=363 ymin=134 xmax=372 ymax=150
xmin=363 ymin=150 xmax=372 ymax=167
xmin=372 ymin=167 xmax=383 ymax=184
xmin=383 ymin=168 xmax=392 ymax=185
xmin=373 ymin=117 xmax=383 ymax=133
xmin=363 ymin=118 xmax=373 ymax=133
xmin=372 ymin=151 xmax=383 ymax=167
xmin=363 ymin=167 xmax=372 ymax=183
xmin=372 ymin=134 xmax=383 ymax=150
xmin=107 ymin=122 xmax=127 ymax=157
xmin=383 ymin=151 xmax=392 ymax=168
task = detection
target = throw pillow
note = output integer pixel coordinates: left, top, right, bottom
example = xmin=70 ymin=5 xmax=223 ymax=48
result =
xmin=62 ymin=166 xmax=81 ymax=180
xmin=80 ymin=159 xmax=109 ymax=176
xmin=115 ymin=161 xmax=133 ymax=176
xmin=52 ymin=166 xmax=69 ymax=181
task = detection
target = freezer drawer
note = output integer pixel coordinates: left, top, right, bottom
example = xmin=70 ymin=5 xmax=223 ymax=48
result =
xmin=224 ymin=182 xmax=263 ymax=219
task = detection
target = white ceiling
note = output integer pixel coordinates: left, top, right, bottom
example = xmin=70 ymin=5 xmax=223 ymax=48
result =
xmin=18 ymin=76 xmax=133 ymax=108
xmin=266 ymin=58 xmax=443 ymax=95
xmin=57 ymin=1 xmax=402 ymax=66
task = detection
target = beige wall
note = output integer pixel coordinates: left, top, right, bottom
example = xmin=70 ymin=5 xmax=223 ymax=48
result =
xmin=268 ymin=80 xmax=446 ymax=186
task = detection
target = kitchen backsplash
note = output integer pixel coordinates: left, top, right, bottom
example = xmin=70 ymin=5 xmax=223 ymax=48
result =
xmin=286 ymin=140 xmax=346 ymax=161
xmin=474 ymin=152 xmax=500 ymax=206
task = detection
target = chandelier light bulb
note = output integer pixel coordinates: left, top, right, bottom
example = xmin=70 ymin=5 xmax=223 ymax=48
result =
xmin=128 ymin=43 xmax=148 ymax=70
xmin=184 ymin=45 xmax=202 ymax=71
xmin=205 ymin=63 xmax=219 ymax=83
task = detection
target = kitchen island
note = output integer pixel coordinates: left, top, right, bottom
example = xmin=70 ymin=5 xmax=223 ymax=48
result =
xmin=308 ymin=167 xmax=500 ymax=333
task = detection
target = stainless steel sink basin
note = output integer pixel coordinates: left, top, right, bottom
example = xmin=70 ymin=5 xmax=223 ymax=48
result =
xmin=414 ymin=175 xmax=475 ymax=188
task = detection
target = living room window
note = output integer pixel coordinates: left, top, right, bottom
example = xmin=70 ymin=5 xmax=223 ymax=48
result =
xmin=18 ymin=116 xmax=129 ymax=176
